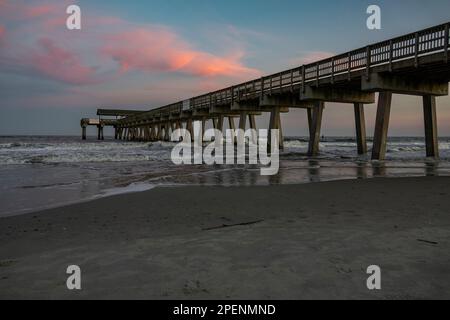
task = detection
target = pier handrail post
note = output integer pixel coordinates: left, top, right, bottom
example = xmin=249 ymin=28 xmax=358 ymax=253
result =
xmin=331 ymin=57 xmax=335 ymax=84
xmin=260 ymin=77 xmax=265 ymax=100
xmin=414 ymin=32 xmax=420 ymax=68
xmin=269 ymin=76 xmax=273 ymax=95
xmin=366 ymin=45 xmax=371 ymax=80
xmin=389 ymin=40 xmax=393 ymax=72
xmin=290 ymin=69 xmax=294 ymax=92
xmin=301 ymin=65 xmax=305 ymax=94
xmin=347 ymin=52 xmax=351 ymax=81
xmin=445 ymin=23 xmax=449 ymax=63
xmin=316 ymin=62 xmax=319 ymax=87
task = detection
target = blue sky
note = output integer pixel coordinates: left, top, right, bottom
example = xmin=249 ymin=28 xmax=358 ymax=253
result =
xmin=1 ymin=0 xmax=450 ymax=136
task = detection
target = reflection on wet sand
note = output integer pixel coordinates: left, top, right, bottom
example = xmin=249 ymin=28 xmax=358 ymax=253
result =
xmin=134 ymin=158 xmax=447 ymax=187
xmin=425 ymin=161 xmax=438 ymax=177
xmin=372 ymin=162 xmax=387 ymax=177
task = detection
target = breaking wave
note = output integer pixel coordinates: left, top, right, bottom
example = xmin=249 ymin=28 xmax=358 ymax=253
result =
xmin=1 ymin=136 xmax=450 ymax=165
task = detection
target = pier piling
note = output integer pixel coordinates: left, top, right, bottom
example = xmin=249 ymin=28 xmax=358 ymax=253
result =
xmin=423 ymin=95 xmax=439 ymax=158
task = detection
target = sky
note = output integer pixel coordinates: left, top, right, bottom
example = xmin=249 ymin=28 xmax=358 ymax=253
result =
xmin=1 ymin=0 xmax=450 ymax=136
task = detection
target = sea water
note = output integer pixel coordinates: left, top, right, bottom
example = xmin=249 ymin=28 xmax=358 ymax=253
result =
xmin=1 ymin=135 xmax=450 ymax=217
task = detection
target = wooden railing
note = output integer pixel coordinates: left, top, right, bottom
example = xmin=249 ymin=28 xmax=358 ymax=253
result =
xmin=122 ymin=22 xmax=450 ymax=124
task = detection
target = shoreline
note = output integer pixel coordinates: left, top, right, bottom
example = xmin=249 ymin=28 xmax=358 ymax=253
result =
xmin=3 ymin=134 xmax=450 ymax=218
xmin=1 ymin=176 xmax=450 ymax=299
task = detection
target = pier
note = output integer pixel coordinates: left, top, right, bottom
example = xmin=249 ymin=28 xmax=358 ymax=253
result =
xmin=81 ymin=23 xmax=450 ymax=160
xmin=81 ymin=109 xmax=144 ymax=140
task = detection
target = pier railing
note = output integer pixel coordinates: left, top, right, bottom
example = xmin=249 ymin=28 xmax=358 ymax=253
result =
xmin=123 ymin=22 xmax=450 ymax=122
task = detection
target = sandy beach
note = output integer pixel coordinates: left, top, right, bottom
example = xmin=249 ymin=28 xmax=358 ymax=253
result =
xmin=0 ymin=176 xmax=449 ymax=300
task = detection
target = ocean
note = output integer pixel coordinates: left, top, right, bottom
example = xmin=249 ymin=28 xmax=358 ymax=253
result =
xmin=1 ymin=135 xmax=450 ymax=217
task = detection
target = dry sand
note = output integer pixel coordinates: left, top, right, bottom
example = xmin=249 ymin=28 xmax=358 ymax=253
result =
xmin=0 ymin=177 xmax=449 ymax=299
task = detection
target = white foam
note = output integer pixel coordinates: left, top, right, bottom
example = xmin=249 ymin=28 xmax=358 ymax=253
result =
xmin=97 ymin=182 xmax=156 ymax=198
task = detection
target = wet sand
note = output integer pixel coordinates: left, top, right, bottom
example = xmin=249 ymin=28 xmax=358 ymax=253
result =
xmin=0 ymin=177 xmax=449 ymax=299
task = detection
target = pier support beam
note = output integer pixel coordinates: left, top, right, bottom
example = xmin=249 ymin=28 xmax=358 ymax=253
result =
xmin=228 ymin=117 xmax=236 ymax=144
xmin=145 ymin=126 xmax=151 ymax=141
xmin=211 ymin=118 xmax=218 ymax=130
xmin=164 ymin=123 xmax=170 ymax=141
xmin=148 ymin=125 xmax=154 ymax=141
xmin=300 ymin=86 xmax=375 ymax=104
xmin=213 ymin=115 xmax=224 ymax=143
xmin=278 ymin=115 xmax=284 ymax=149
xmin=216 ymin=115 xmax=224 ymax=132
xmin=239 ymin=112 xmax=247 ymax=130
xmin=158 ymin=124 xmax=164 ymax=140
xmin=261 ymin=95 xmax=314 ymax=108
xmin=97 ymin=125 xmax=104 ymax=140
xmin=129 ymin=127 xmax=133 ymax=141
xmin=248 ymin=114 xmax=257 ymax=144
xmin=307 ymin=109 xmax=313 ymax=137
xmin=238 ymin=112 xmax=247 ymax=145
xmin=362 ymin=73 xmax=449 ymax=96
xmin=201 ymin=118 xmax=206 ymax=138
xmin=81 ymin=126 xmax=87 ymax=140
xmin=249 ymin=114 xmax=256 ymax=130
xmin=308 ymin=102 xmax=325 ymax=156
xmin=423 ymin=95 xmax=439 ymax=158
xmin=268 ymin=107 xmax=284 ymax=151
xmin=354 ymin=103 xmax=368 ymax=155
xmin=186 ymin=119 xmax=194 ymax=142
xmin=372 ymin=92 xmax=393 ymax=160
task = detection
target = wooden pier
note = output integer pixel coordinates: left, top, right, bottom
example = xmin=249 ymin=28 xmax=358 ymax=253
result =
xmin=81 ymin=23 xmax=450 ymax=160
xmin=81 ymin=109 xmax=144 ymax=140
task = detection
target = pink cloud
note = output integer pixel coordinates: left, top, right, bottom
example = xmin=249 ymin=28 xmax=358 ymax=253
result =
xmin=24 ymin=4 xmax=57 ymax=18
xmin=0 ymin=0 xmax=259 ymax=88
xmin=0 ymin=25 xmax=5 ymax=39
xmin=0 ymin=0 xmax=64 ymax=21
xmin=102 ymin=28 xmax=260 ymax=78
xmin=0 ymin=0 xmax=101 ymax=85
xmin=30 ymin=38 xmax=99 ymax=85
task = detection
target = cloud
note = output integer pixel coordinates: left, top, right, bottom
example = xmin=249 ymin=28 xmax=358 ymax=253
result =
xmin=24 ymin=4 xmax=58 ymax=18
xmin=30 ymin=38 xmax=99 ymax=85
xmin=0 ymin=0 xmax=100 ymax=85
xmin=0 ymin=0 xmax=259 ymax=87
xmin=0 ymin=0 xmax=261 ymax=113
xmin=102 ymin=27 xmax=260 ymax=78
xmin=0 ymin=0 xmax=63 ymax=20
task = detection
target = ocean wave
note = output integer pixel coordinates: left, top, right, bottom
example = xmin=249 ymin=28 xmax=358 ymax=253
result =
xmin=0 ymin=153 xmax=170 ymax=165
xmin=1 ymin=137 xmax=450 ymax=165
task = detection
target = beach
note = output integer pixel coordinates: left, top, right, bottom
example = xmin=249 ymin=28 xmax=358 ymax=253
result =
xmin=1 ymin=176 xmax=449 ymax=300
